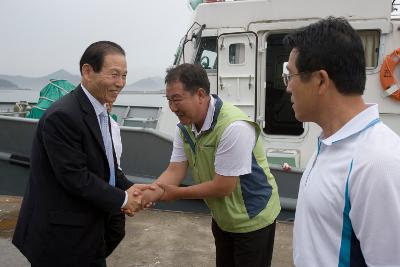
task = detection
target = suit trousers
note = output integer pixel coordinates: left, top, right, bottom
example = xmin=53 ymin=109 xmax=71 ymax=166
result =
xmin=104 ymin=211 xmax=126 ymax=257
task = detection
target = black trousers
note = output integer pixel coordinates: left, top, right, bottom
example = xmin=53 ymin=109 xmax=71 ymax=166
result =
xmin=211 ymin=219 xmax=276 ymax=267
xmin=32 ymin=259 xmax=106 ymax=267
xmin=31 ymin=212 xmax=124 ymax=267
xmin=104 ymin=211 xmax=126 ymax=258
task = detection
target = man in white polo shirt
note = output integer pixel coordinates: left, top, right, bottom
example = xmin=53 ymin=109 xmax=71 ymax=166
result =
xmin=283 ymin=17 xmax=400 ymax=266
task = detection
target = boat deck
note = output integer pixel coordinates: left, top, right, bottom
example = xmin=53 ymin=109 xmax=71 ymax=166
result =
xmin=0 ymin=195 xmax=294 ymax=267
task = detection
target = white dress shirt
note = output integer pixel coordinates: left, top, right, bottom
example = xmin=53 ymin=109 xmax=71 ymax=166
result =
xmin=81 ymin=84 xmax=128 ymax=208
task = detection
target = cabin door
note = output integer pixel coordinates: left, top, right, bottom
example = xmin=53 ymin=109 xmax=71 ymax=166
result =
xmin=217 ymin=32 xmax=257 ymax=120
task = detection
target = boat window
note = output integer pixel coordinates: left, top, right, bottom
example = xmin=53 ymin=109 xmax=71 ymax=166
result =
xmin=263 ymin=30 xmax=379 ymax=136
xmin=358 ymin=30 xmax=380 ymax=68
xmin=264 ymin=33 xmax=304 ymax=136
xmin=229 ymin=43 xmax=245 ymax=64
xmin=194 ymin=37 xmax=217 ymax=70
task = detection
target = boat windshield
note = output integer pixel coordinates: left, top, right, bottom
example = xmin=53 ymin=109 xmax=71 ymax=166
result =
xmin=176 ymin=22 xmax=206 ymax=64
xmin=173 ymin=37 xmax=185 ymax=65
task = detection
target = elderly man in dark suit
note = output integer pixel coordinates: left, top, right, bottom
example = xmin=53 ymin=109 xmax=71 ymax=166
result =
xmin=12 ymin=41 xmax=147 ymax=266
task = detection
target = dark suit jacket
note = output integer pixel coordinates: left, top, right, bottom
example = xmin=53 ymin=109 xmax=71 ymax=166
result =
xmin=12 ymin=86 xmax=133 ymax=266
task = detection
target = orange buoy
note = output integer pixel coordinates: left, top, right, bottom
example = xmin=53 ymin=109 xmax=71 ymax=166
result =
xmin=380 ymin=48 xmax=400 ymax=100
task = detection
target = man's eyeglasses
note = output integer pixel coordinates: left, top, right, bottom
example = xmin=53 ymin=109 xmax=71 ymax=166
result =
xmin=281 ymin=72 xmax=305 ymax=87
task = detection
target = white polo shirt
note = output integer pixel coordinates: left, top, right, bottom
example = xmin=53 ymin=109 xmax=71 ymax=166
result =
xmin=170 ymin=96 xmax=256 ymax=176
xmin=293 ymin=104 xmax=400 ymax=267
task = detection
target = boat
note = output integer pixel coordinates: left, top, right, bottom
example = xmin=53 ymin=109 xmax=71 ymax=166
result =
xmin=1 ymin=0 xmax=399 ymax=217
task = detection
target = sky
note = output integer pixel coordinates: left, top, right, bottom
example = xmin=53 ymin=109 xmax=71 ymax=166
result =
xmin=0 ymin=0 xmax=193 ymax=83
xmin=1 ymin=0 xmax=399 ymax=84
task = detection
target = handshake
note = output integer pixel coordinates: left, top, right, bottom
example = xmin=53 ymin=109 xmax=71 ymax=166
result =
xmin=121 ymin=183 xmax=167 ymax=216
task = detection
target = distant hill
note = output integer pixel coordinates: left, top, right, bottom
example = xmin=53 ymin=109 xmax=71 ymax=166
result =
xmin=0 ymin=69 xmax=81 ymax=90
xmin=0 ymin=79 xmax=19 ymax=89
xmin=124 ymin=76 xmax=164 ymax=91
xmin=0 ymin=70 xmax=164 ymax=92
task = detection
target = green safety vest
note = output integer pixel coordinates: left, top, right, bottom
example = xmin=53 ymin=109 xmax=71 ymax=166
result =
xmin=178 ymin=95 xmax=281 ymax=233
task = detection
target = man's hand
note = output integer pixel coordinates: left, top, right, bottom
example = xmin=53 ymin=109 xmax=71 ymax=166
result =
xmin=122 ymin=193 xmax=142 ymax=217
xmin=156 ymin=182 xmax=180 ymax=201
xmin=127 ymin=184 xmax=158 ymax=208
xmin=122 ymin=184 xmax=157 ymax=215
xmin=127 ymin=183 xmax=157 ymax=195
xmin=141 ymin=183 xmax=165 ymax=205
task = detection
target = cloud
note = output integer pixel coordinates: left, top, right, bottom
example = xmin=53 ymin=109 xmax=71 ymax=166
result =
xmin=0 ymin=0 xmax=192 ymax=83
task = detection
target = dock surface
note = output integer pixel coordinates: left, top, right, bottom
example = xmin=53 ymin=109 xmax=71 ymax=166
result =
xmin=0 ymin=195 xmax=294 ymax=267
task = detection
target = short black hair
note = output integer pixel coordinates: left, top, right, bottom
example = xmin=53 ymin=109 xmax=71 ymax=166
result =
xmin=165 ymin=63 xmax=210 ymax=95
xmin=79 ymin=41 xmax=125 ymax=74
xmin=283 ymin=17 xmax=366 ymax=95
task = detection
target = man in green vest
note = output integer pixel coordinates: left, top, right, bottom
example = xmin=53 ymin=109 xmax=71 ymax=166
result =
xmin=144 ymin=63 xmax=280 ymax=267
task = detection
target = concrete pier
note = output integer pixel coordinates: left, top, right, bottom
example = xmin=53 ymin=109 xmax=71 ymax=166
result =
xmin=0 ymin=196 xmax=294 ymax=267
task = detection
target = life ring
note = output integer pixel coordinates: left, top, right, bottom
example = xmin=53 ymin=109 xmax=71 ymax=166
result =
xmin=380 ymin=48 xmax=400 ymax=100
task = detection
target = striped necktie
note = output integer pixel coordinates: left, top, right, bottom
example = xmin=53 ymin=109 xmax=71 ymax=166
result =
xmin=99 ymin=111 xmax=116 ymax=186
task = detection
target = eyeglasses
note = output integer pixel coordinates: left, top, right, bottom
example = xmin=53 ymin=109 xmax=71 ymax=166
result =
xmin=281 ymin=72 xmax=305 ymax=87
